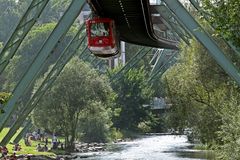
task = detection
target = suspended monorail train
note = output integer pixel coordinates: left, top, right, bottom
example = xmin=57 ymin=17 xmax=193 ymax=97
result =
xmin=86 ymin=17 xmax=120 ymax=58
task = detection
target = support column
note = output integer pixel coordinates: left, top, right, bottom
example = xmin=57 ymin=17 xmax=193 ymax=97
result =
xmin=0 ymin=0 xmax=86 ymax=132
xmin=121 ymin=41 xmax=126 ymax=65
xmin=0 ymin=0 xmax=49 ymax=74
xmin=0 ymin=30 xmax=86 ymax=146
xmin=162 ymin=0 xmax=240 ymax=86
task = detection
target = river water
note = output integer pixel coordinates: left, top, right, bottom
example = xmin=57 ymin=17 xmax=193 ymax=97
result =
xmin=75 ymin=135 xmax=214 ymax=160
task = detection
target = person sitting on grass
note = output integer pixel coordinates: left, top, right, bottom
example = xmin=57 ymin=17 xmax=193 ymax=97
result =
xmin=43 ymin=145 xmax=48 ymax=152
xmin=2 ymin=146 xmax=8 ymax=157
xmin=36 ymin=144 xmax=43 ymax=152
xmin=13 ymin=143 xmax=21 ymax=151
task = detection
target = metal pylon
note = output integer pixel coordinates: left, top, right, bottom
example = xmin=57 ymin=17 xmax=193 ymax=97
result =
xmin=188 ymin=0 xmax=240 ymax=57
xmin=13 ymin=120 xmax=32 ymax=144
xmin=110 ymin=47 xmax=152 ymax=82
xmin=0 ymin=28 xmax=87 ymax=146
xmin=0 ymin=0 xmax=49 ymax=74
xmin=0 ymin=0 xmax=86 ymax=132
xmin=162 ymin=0 xmax=240 ymax=87
xmin=148 ymin=51 xmax=178 ymax=83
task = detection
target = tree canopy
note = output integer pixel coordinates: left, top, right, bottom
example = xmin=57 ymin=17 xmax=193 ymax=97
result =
xmin=32 ymin=57 xmax=114 ymax=149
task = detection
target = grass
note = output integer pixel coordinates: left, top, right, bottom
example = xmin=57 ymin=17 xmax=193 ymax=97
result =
xmin=0 ymin=128 xmax=56 ymax=157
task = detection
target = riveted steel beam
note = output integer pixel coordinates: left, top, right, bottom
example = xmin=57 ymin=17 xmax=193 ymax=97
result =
xmin=148 ymin=50 xmax=178 ymax=83
xmin=13 ymin=120 xmax=32 ymax=144
xmin=0 ymin=0 xmax=86 ymax=133
xmin=0 ymin=0 xmax=49 ymax=74
xmin=111 ymin=47 xmax=152 ymax=82
xmin=188 ymin=0 xmax=240 ymax=57
xmin=163 ymin=0 xmax=240 ymax=86
xmin=0 ymin=28 xmax=87 ymax=146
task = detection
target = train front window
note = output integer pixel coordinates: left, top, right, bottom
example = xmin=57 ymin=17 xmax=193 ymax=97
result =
xmin=91 ymin=22 xmax=110 ymax=37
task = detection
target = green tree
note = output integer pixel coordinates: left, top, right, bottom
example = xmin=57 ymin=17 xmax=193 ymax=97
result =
xmin=163 ymin=40 xmax=228 ymax=144
xmin=111 ymin=67 xmax=153 ymax=131
xmin=0 ymin=0 xmax=20 ymax=42
xmin=38 ymin=0 xmax=71 ymax=23
xmin=78 ymin=101 xmax=112 ymax=142
xmin=203 ymin=0 xmax=240 ymax=47
xmin=3 ymin=23 xmax=77 ymax=92
xmin=210 ymin=85 xmax=240 ymax=159
xmin=32 ymin=57 xmax=114 ymax=150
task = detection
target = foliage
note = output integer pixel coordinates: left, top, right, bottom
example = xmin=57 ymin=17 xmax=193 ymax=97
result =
xmin=32 ymin=57 xmax=114 ymax=150
xmin=38 ymin=0 xmax=71 ymax=23
xmin=215 ymin=91 xmax=240 ymax=159
xmin=137 ymin=121 xmax=152 ymax=133
xmin=202 ymin=0 xmax=240 ymax=48
xmin=2 ymin=22 xmax=77 ymax=106
xmin=78 ymin=101 xmax=112 ymax=143
xmin=110 ymin=66 xmax=154 ymax=131
xmin=163 ymin=37 xmax=240 ymax=158
xmin=0 ymin=0 xmax=20 ymax=42
xmin=163 ymin=40 xmax=226 ymax=142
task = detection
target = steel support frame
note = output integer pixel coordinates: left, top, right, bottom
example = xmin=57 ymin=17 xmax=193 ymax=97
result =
xmin=0 ymin=0 xmax=49 ymax=74
xmin=151 ymin=49 xmax=173 ymax=75
xmin=149 ymin=49 xmax=162 ymax=65
xmin=111 ymin=47 xmax=152 ymax=82
xmin=93 ymin=59 xmax=105 ymax=68
xmin=0 ymin=0 xmax=86 ymax=132
xmin=13 ymin=120 xmax=32 ymax=144
xmin=0 ymin=30 xmax=87 ymax=146
xmin=156 ymin=58 xmax=177 ymax=78
xmin=148 ymin=51 xmax=178 ymax=82
xmin=80 ymin=51 xmax=92 ymax=61
xmin=162 ymin=0 xmax=240 ymax=87
xmin=188 ymin=0 xmax=240 ymax=57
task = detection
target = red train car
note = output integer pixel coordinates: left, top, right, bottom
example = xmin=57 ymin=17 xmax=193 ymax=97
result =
xmin=86 ymin=18 xmax=120 ymax=58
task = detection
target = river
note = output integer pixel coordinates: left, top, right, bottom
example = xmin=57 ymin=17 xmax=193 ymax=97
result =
xmin=75 ymin=135 xmax=214 ymax=160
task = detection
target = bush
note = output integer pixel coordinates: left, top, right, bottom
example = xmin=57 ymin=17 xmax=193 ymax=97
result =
xmin=216 ymin=100 xmax=240 ymax=159
xmin=137 ymin=121 xmax=151 ymax=133
xmin=110 ymin=127 xmax=123 ymax=140
xmin=78 ymin=101 xmax=112 ymax=143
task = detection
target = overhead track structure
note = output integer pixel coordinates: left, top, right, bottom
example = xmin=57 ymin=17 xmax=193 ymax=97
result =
xmin=0 ymin=0 xmax=86 ymax=133
xmin=150 ymin=4 xmax=192 ymax=45
xmin=88 ymin=0 xmax=179 ymax=49
xmin=0 ymin=0 xmax=49 ymax=74
xmin=150 ymin=49 xmax=178 ymax=75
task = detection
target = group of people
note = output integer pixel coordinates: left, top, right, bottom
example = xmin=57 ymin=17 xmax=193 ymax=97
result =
xmin=0 ymin=129 xmax=65 ymax=160
xmin=24 ymin=129 xmax=46 ymax=147
xmin=29 ymin=130 xmax=63 ymax=152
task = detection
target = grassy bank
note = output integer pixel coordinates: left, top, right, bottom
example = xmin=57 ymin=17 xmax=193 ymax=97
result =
xmin=0 ymin=128 xmax=56 ymax=157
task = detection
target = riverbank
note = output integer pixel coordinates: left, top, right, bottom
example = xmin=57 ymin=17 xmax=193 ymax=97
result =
xmin=3 ymin=134 xmax=216 ymax=160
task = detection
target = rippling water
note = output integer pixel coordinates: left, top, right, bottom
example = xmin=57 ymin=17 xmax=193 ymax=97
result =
xmin=75 ymin=135 xmax=214 ymax=160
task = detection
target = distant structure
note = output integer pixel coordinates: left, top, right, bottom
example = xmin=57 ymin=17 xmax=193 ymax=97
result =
xmin=152 ymin=97 xmax=171 ymax=110
xmin=143 ymin=97 xmax=171 ymax=110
